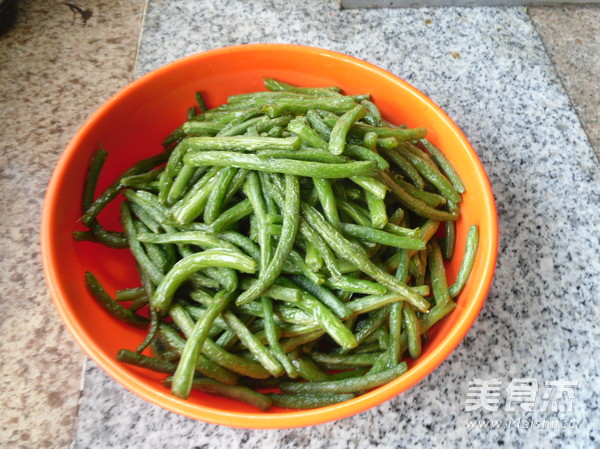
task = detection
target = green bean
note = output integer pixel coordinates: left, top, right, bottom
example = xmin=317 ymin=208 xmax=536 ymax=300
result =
xmin=428 ymin=239 xmax=451 ymax=307
xmin=217 ymin=230 xmax=261 ymax=262
xmin=203 ymin=167 xmax=237 ymax=224
xmin=195 ymin=92 xmax=207 ymax=112
xmin=236 ymin=175 xmax=300 ymax=305
xmin=239 ymin=279 xmax=301 ymax=302
xmin=351 ymin=124 xmax=427 ymax=142
xmin=84 ymin=271 xmax=148 ymax=329
xmin=264 ymin=78 xmax=342 ymax=96
xmin=208 ymin=198 xmax=254 ymax=233
xmin=280 ymin=362 xmax=408 ymax=394
xmin=187 ymin=107 xmax=197 ymax=120
xmin=152 ymin=249 xmax=255 ymax=310
xmin=184 ymin=151 xmax=376 ymax=179
xmin=286 ymin=250 xmax=324 ymax=285
xmin=337 ymin=306 xmax=389 ymax=356
xmin=161 ymin=323 xmax=267 ymax=380
xmin=121 ymin=203 xmax=164 ymax=285
xmin=168 ymin=302 xmax=196 ymax=338
xmin=243 ymin=172 xmax=271 ymax=271
xmin=255 ymin=116 xmax=294 ymax=134
xmin=363 ymin=131 xmax=378 ymax=151
xmin=393 ymin=176 xmax=446 ymax=208
xmin=280 ymin=330 xmax=326 ymax=354
xmin=345 ymin=293 xmax=406 ymax=315
xmin=420 ymin=301 xmax=456 ymax=333
xmin=229 ymin=91 xmax=322 ymax=104
xmin=162 ymin=127 xmax=185 ymax=149
xmin=171 ymin=290 xmax=235 ymax=398
xmin=150 ymin=338 xmax=180 ymax=362
xmin=223 ymin=168 xmax=250 ymax=203
xmin=261 ymin=297 xmax=298 ymax=378
xmin=82 ymin=149 xmax=171 ymax=226
xmin=120 ymin=169 xmax=163 ymax=190
xmin=320 ymin=115 xmax=427 ymax=142
xmin=136 ymin=307 xmax=160 ymax=353
xmin=182 ymin=121 xmax=225 ymax=136
xmin=191 ymin=107 xmax=263 ymax=124
xmin=388 ymin=302 xmax=404 ymax=365
xmin=381 ymin=147 xmax=425 ymax=189
xmin=82 ymin=147 xmax=108 ymax=208
xmin=301 ymin=202 xmax=430 ymax=312
xmin=166 ymin=165 xmax=207 ymax=206
xmin=127 ymin=295 xmax=150 ymax=312
xmin=345 ymin=144 xmax=389 ymax=170
xmin=311 ymin=352 xmax=382 ymax=367
xmin=263 ymin=97 xmax=359 ymax=117
xmin=257 ymin=148 xmax=347 ymax=164
xmin=135 ymin=221 xmax=171 ymax=273
xmin=306 ymin=109 xmax=333 ymax=140
xmin=217 ymin=116 xmax=265 ymax=137
xmin=129 ymin=202 xmax=162 ymax=234
xmin=184 ymin=135 xmax=300 ymax=152
xmin=403 ymin=304 xmax=422 ymax=359
xmin=313 ymin=178 xmax=341 ymax=230
xmin=420 ymin=139 xmax=465 ymax=193
xmin=137 ymin=231 xmax=238 ymax=252
xmin=442 ymin=219 xmax=456 ymax=261
xmin=449 ymin=225 xmax=479 ymax=298
xmin=182 ymin=377 xmax=273 ymax=411
xmin=158 ymin=142 xmax=191 ymax=204
xmin=376 ymin=137 xmax=399 ymax=150
xmin=287 ymin=355 xmax=329 ymax=382
xmin=115 ymin=286 xmax=145 ymax=302
xmin=383 ymin=223 xmax=419 ymax=238
xmin=293 ymin=290 xmax=358 ymax=349
xmin=289 ymin=275 xmax=351 ymax=320
xmin=288 ymin=118 xmax=328 ymax=150
xmin=124 ymin=190 xmax=176 ymax=229
xmin=402 ymin=150 xmax=462 ymax=205
xmin=349 ymin=175 xmax=387 ymax=199
xmin=268 ymin=392 xmax=354 ymax=409
xmin=338 ymin=201 xmax=371 ymax=227
xmin=341 ymin=223 xmax=426 ymax=250
xmin=117 ymin=349 xmax=177 ymax=374
xmin=360 ymin=99 xmax=383 ymax=127
xmin=72 ymin=227 xmax=128 ymax=248
xmin=328 ymin=105 xmax=367 ymax=155
xmin=325 ymin=276 xmax=387 ymax=296
xmin=365 ymin=191 xmax=388 ymax=230
xmin=76 ymin=147 xmax=129 ymax=248
xmin=304 ymin=240 xmax=323 ymax=271
xmin=409 ymin=250 xmax=426 ymax=286
xmin=222 ymin=311 xmax=284 ymax=377
xmin=276 ymin=306 xmax=315 ymax=326
xmin=378 ymin=171 xmax=458 ymax=221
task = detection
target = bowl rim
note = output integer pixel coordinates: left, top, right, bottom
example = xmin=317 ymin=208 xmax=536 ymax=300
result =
xmin=41 ymin=43 xmax=498 ymax=428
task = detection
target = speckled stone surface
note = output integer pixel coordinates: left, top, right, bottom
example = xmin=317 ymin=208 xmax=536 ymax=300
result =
xmin=72 ymin=2 xmax=600 ymax=448
xmin=529 ymin=5 xmax=600 ymax=156
xmin=0 ymin=1 xmax=145 ymax=447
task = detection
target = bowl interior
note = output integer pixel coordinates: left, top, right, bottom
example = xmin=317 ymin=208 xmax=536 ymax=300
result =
xmin=42 ymin=44 xmax=497 ymax=428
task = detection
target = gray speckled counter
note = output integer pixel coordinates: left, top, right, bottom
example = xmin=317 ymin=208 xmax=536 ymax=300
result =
xmin=73 ymin=2 xmax=600 ymax=448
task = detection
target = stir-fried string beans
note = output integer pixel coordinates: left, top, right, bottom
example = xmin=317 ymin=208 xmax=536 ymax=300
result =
xmin=76 ymin=77 xmax=480 ymax=410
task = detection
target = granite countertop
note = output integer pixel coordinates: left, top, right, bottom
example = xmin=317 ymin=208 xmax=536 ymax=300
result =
xmin=72 ymin=1 xmax=599 ymax=448
xmin=1 ymin=1 xmax=598 ymax=448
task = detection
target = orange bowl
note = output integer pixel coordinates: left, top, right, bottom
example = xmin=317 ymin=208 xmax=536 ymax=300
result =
xmin=41 ymin=44 xmax=498 ymax=428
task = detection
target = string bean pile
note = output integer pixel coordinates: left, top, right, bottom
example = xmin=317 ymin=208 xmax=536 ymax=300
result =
xmin=75 ymin=77 xmax=479 ymax=411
